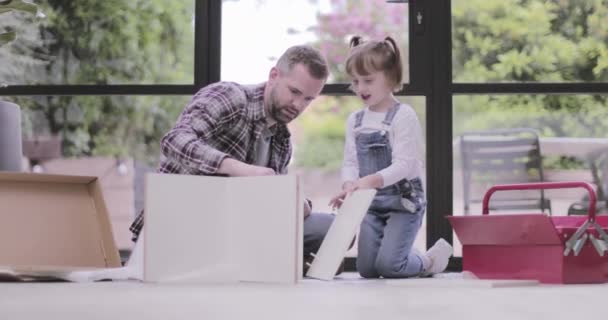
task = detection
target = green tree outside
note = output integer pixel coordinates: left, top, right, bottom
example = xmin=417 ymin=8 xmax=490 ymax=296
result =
xmin=3 ymin=0 xmax=608 ymax=170
xmin=452 ymin=0 xmax=608 ymax=169
xmin=452 ymin=0 xmax=608 ymax=137
xmin=3 ymin=0 xmax=194 ymax=165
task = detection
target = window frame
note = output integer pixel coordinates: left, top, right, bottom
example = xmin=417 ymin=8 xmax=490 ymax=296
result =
xmin=4 ymin=0 xmax=607 ymax=271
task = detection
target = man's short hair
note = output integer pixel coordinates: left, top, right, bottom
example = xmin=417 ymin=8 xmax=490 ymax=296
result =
xmin=276 ymin=45 xmax=329 ymax=80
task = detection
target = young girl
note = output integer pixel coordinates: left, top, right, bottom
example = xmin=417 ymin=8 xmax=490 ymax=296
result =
xmin=329 ymin=36 xmax=453 ymax=278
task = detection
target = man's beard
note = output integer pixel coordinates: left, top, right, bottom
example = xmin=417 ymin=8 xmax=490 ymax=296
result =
xmin=269 ymin=104 xmax=297 ymax=124
xmin=269 ymin=91 xmax=298 ymax=124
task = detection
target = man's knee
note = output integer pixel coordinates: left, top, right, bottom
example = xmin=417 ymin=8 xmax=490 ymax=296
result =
xmin=303 ymin=213 xmax=335 ymax=244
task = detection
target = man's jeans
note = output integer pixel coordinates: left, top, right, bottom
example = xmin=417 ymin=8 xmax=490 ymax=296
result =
xmin=303 ymin=213 xmax=335 ymax=262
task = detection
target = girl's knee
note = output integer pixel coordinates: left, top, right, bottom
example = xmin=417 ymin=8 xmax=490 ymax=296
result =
xmin=358 ymin=268 xmax=380 ymax=279
xmin=356 ymin=260 xmax=379 ymax=279
xmin=374 ymin=258 xmax=399 ymax=278
xmin=375 ymin=256 xmax=418 ymax=278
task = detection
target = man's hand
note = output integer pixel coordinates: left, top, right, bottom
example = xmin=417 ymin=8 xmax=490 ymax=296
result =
xmin=245 ymin=165 xmax=276 ymax=176
xmin=218 ymin=158 xmax=275 ymax=176
xmin=303 ymin=200 xmax=311 ymax=219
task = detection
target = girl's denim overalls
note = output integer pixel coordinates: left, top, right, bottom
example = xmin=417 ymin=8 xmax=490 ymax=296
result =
xmin=354 ymin=104 xmax=426 ymax=278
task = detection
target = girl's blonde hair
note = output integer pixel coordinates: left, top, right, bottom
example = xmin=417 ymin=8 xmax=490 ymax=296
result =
xmin=345 ymin=36 xmax=403 ymax=92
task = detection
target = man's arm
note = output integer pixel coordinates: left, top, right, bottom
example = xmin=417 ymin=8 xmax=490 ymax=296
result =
xmin=160 ymin=83 xmax=273 ymax=176
xmin=217 ymin=158 xmax=275 ymax=176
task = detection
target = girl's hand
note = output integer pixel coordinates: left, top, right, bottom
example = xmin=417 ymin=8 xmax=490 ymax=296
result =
xmin=342 ymin=181 xmax=358 ymax=193
xmin=328 ymin=190 xmax=348 ymax=210
xmin=329 ymin=183 xmax=359 ymax=209
xmin=356 ymin=174 xmax=383 ymax=190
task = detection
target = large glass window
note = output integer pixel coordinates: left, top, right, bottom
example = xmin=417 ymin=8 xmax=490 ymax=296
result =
xmin=221 ymin=0 xmax=409 ymax=84
xmin=293 ymin=96 xmax=426 ymax=256
xmin=0 ymin=1 xmax=195 ymax=85
xmin=452 ymin=94 xmax=608 ymax=256
xmin=452 ymin=0 xmax=608 ymax=83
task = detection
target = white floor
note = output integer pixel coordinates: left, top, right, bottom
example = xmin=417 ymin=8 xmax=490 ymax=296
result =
xmin=0 ymin=273 xmax=605 ymax=320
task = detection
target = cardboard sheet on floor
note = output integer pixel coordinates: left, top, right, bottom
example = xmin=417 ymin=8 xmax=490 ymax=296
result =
xmin=0 ymin=172 xmax=121 ymax=281
xmin=306 ymin=189 xmax=377 ymax=281
xmin=144 ymin=173 xmax=303 ymax=284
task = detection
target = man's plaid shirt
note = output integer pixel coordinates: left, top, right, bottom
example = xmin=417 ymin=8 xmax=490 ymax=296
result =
xmin=129 ymin=82 xmax=292 ymax=241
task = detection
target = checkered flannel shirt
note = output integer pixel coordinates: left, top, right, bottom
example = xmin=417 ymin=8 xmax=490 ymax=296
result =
xmin=129 ymin=82 xmax=292 ymax=242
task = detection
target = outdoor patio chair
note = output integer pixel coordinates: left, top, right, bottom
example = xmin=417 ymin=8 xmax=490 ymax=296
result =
xmin=460 ymin=128 xmax=552 ymax=215
xmin=568 ymin=147 xmax=608 ymax=216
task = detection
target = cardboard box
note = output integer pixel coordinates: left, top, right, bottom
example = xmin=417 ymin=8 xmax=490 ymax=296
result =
xmin=144 ymin=173 xmax=303 ymax=284
xmin=39 ymin=157 xmax=136 ymax=250
xmin=0 ymin=172 xmax=121 ymax=271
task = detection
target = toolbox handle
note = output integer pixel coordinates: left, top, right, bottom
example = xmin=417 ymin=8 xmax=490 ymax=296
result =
xmin=482 ymin=181 xmax=597 ymax=221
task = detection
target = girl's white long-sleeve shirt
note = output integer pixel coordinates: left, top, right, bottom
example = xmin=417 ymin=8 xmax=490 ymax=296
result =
xmin=341 ymin=104 xmax=424 ymax=188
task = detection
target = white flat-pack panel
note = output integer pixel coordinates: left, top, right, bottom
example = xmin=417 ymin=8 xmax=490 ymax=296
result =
xmin=229 ymin=175 xmax=299 ymax=284
xmin=144 ymin=174 xmax=238 ymax=283
xmin=306 ymin=189 xmax=377 ymax=280
xmin=144 ymin=174 xmax=301 ymax=284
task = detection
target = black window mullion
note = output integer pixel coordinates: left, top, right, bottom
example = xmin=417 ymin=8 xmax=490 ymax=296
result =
xmin=453 ymin=83 xmax=608 ymax=95
xmin=321 ymin=84 xmax=427 ymax=96
xmin=194 ymin=0 xmax=221 ymax=88
xmin=408 ymin=0 xmax=431 ymax=94
xmin=426 ymin=0 xmax=454 ymax=252
xmin=206 ymin=0 xmax=222 ymax=85
xmin=0 ymin=85 xmax=196 ymax=96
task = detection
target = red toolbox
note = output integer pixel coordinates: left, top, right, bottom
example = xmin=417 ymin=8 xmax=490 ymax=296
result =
xmin=448 ymin=181 xmax=608 ymax=284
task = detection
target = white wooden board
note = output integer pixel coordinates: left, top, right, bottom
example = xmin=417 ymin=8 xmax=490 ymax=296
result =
xmin=306 ymin=189 xmax=376 ymax=280
xmin=228 ymin=175 xmax=301 ymax=284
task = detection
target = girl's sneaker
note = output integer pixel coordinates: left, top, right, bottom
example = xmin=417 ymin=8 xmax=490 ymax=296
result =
xmin=420 ymin=238 xmax=453 ymax=276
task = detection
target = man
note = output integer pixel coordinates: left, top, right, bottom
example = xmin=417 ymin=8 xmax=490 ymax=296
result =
xmin=130 ymin=45 xmax=335 ymax=274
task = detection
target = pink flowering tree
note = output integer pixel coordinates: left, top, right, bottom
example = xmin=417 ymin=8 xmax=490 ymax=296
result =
xmin=312 ymin=0 xmax=408 ymax=83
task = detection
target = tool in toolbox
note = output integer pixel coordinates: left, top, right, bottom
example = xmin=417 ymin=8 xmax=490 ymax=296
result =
xmin=448 ymin=181 xmax=608 ymax=284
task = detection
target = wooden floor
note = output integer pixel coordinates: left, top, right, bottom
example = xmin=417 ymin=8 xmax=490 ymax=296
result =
xmin=0 ymin=273 xmax=605 ymax=320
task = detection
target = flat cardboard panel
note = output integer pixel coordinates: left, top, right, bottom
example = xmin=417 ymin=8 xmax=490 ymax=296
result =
xmin=306 ymin=189 xmax=377 ymax=281
xmin=89 ymin=181 xmax=122 ymax=267
xmin=0 ymin=172 xmax=120 ymax=269
xmin=144 ymin=174 xmax=301 ymax=284
xmin=40 ymin=157 xmax=136 ymax=250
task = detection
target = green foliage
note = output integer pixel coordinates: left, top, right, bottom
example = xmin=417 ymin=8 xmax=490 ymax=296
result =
xmin=452 ymin=0 xmax=608 ymax=147
xmin=297 ymin=0 xmax=608 ymax=170
xmin=0 ymin=2 xmax=45 ymax=82
xmin=453 ymin=0 xmax=608 ymax=82
xmin=294 ymin=137 xmax=345 ymax=170
xmin=294 ymin=96 xmax=360 ymax=170
xmin=3 ymin=0 xmax=195 ymax=165
xmin=294 ymin=95 xmax=425 ymax=170
xmin=0 ymin=0 xmax=39 ymax=47
xmin=5 ymin=0 xmax=608 ymax=171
